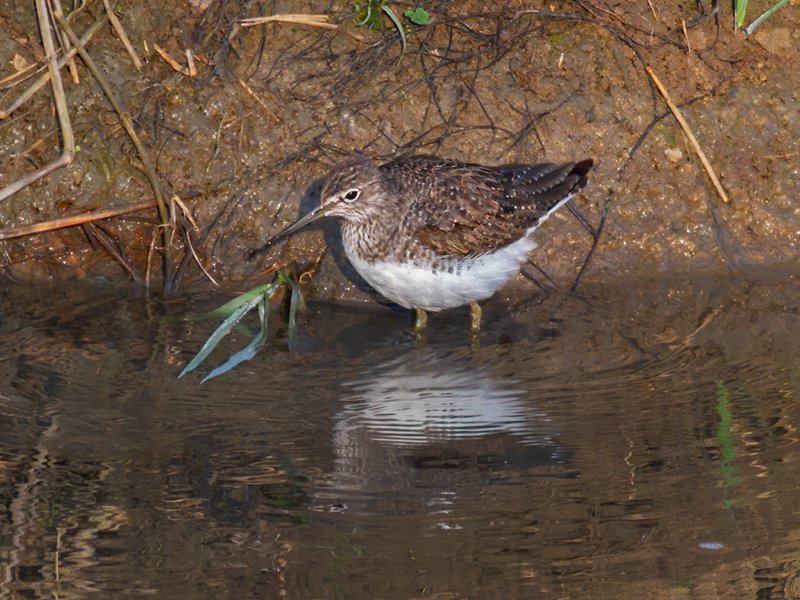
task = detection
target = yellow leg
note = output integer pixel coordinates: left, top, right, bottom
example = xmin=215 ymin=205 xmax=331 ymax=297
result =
xmin=414 ymin=308 xmax=428 ymax=347
xmin=469 ymin=302 xmax=481 ymax=351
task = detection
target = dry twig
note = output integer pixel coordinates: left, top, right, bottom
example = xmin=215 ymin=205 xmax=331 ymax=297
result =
xmin=0 ymin=199 xmax=159 ymax=240
xmin=56 ymin=15 xmax=177 ymax=290
xmin=238 ymin=78 xmax=278 ymax=120
xmin=647 ymin=66 xmax=730 ymax=204
xmin=681 ymin=19 xmax=691 ymax=53
xmin=0 ymin=17 xmax=104 ymax=120
xmin=172 ymin=196 xmax=219 ymax=286
xmin=84 ymin=222 xmax=144 ymax=283
xmin=0 ymin=60 xmax=39 ymax=90
xmin=153 ymin=44 xmax=197 ymax=77
xmin=102 ymin=0 xmax=143 ymax=69
xmin=239 ymin=14 xmax=338 ymax=30
xmin=50 ymin=0 xmax=80 ymax=83
xmin=0 ymin=0 xmax=74 ymax=202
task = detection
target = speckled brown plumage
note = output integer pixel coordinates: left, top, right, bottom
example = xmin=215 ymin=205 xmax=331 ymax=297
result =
xmin=255 ymin=153 xmax=593 ymax=326
xmin=376 ymin=155 xmax=592 ymax=258
xmin=314 ymin=155 xmax=592 ymax=262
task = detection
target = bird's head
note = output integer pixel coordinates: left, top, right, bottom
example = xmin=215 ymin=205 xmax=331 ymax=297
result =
xmin=248 ymin=156 xmax=384 ymax=259
xmin=317 ymin=156 xmax=384 ymax=221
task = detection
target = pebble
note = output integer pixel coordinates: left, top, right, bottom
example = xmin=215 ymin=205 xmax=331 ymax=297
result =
xmin=665 ymin=147 xmax=683 ymax=163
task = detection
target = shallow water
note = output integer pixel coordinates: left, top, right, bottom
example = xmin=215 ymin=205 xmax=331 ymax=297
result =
xmin=1 ymin=270 xmax=799 ymax=599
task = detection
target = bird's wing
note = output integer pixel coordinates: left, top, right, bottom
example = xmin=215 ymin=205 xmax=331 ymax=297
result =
xmin=397 ymin=160 xmax=590 ymax=258
xmin=407 ymin=165 xmax=524 ymax=257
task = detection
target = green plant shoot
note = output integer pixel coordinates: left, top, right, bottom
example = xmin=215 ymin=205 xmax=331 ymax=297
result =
xmin=404 ymin=7 xmax=430 ymax=26
xmin=178 ymin=271 xmax=302 ymax=382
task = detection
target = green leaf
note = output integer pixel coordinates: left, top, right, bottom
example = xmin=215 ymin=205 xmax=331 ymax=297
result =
xmin=734 ymin=0 xmax=749 ymax=29
xmin=355 ymin=0 xmax=384 ymax=29
xmin=178 ymin=289 xmax=267 ymax=378
xmin=280 ymin=271 xmax=304 ymax=351
xmin=403 ymin=7 xmax=429 ymax=26
xmin=355 ymin=2 xmax=374 ymax=27
xmin=201 ymin=295 xmax=270 ymax=382
xmin=202 ymin=282 xmax=275 ymax=319
xmin=277 ymin=271 xmax=304 ymax=330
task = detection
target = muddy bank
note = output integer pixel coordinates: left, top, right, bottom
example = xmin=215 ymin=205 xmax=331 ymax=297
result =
xmin=0 ymin=1 xmax=798 ymax=301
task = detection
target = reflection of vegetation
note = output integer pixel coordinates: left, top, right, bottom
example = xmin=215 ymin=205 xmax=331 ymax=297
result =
xmin=715 ymin=380 xmax=739 ymax=510
xmin=675 ymin=576 xmax=695 ymax=593
xmin=179 ymin=271 xmax=302 ymax=382
xmin=263 ymin=482 xmax=311 ymax=516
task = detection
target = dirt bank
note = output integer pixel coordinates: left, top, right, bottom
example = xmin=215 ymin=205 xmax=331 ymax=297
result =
xmin=1 ymin=1 xmax=798 ymax=300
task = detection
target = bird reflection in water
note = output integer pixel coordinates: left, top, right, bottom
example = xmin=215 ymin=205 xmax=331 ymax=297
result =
xmin=313 ymin=350 xmax=567 ymax=515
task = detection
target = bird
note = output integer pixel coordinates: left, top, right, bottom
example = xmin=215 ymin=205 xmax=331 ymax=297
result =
xmin=251 ymin=154 xmax=593 ymax=342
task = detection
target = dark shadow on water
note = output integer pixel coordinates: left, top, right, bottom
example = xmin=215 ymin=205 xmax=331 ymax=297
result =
xmin=294 ymin=296 xmax=559 ymax=355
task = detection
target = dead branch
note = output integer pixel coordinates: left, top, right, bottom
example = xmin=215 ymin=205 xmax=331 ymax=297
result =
xmin=55 ymin=15 xmax=178 ymax=291
xmin=0 ymin=0 xmax=74 ymax=203
xmin=102 ymin=0 xmax=143 ymax=69
xmin=0 ymin=199 xmax=159 ymax=240
xmin=0 ymin=17 xmax=105 ymax=120
xmin=239 ymin=14 xmax=338 ymax=30
xmin=647 ymin=66 xmax=730 ymax=204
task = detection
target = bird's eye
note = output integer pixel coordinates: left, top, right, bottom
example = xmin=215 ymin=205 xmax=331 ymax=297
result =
xmin=342 ymin=189 xmax=360 ymax=202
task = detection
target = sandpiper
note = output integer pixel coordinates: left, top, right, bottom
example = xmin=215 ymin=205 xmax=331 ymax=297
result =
xmin=252 ymin=154 xmax=593 ymax=340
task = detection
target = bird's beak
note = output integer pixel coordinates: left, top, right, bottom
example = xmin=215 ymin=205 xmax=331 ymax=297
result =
xmin=248 ymin=204 xmax=329 ymax=260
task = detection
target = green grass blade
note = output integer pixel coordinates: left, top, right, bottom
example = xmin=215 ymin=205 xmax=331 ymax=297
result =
xmin=178 ymin=291 xmax=265 ymax=378
xmin=179 ymin=271 xmax=301 ymax=380
xmin=204 ymin=282 xmax=275 ymax=318
xmin=355 ymin=1 xmax=376 ymax=26
xmin=382 ymin=5 xmax=407 ymax=56
xmin=201 ymin=296 xmax=270 ymax=382
xmin=735 ymin=0 xmax=749 ymax=29
xmin=744 ymin=0 xmax=790 ymax=34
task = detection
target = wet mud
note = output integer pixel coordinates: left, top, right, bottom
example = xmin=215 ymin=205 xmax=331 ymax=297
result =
xmin=0 ymin=1 xmax=797 ymax=300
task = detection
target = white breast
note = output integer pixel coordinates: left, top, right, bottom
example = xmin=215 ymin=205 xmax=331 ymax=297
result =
xmin=340 ymin=188 xmax=576 ymax=311
xmin=344 ymin=234 xmax=537 ymax=312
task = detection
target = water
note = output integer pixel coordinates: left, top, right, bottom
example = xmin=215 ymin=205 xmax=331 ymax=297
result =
xmin=1 ymin=270 xmax=799 ymax=599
